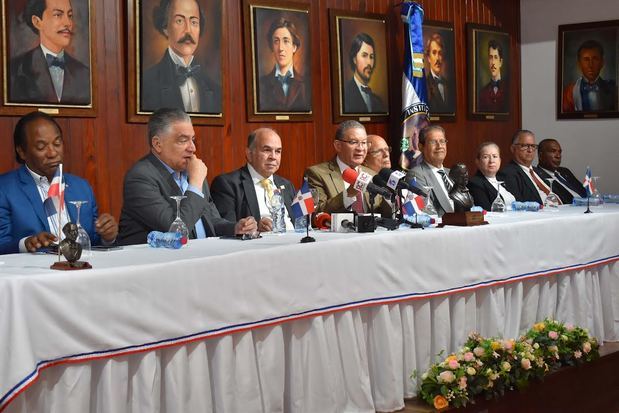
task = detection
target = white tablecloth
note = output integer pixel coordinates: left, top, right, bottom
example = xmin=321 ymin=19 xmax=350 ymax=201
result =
xmin=1 ymin=205 xmax=618 ymax=412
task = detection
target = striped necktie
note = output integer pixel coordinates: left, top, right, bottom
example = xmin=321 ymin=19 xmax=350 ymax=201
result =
xmin=529 ymin=168 xmax=550 ymax=195
xmin=438 ymin=169 xmax=452 ymax=192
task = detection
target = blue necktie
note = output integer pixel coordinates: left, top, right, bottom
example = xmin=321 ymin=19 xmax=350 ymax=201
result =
xmin=46 ymin=54 xmax=65 ymax=69
xmin=175 ymin=65 xmax=200 ymax=85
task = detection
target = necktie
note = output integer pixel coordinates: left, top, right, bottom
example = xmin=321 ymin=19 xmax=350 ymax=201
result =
xmin=529 ymin=168 xmax=550 ymax=195
xmin=351 ymin=191 xmax=364 ymax=213
xmin=582 ymin=81 xmax=599 ymax=93
xmin=259 ymin=178 xmax=274 ymax=201
xmin=175 ymin=65 xmax=201 ymax=86
xmin=360 ymin=86 xmax=372 ymax=95
xmin=438 ymin=169 xmax=452 ymax=192
xmin=276 ymin=72 xmax=292 ymax=85
xmin=46 ymin=54 xmax=65 ymax=69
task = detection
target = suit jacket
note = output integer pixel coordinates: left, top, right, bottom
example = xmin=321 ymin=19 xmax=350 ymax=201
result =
xmin=501 ymin=161 xmax=542 ymax=204
xmin=343 ymin=78 xmax=386 ymax=114
xmin=304 ymin=158 xmax=392 ymax=217
xmin=406 ymin=162 xmax=453 ymax=217
xmin=467 ymin=170 xmax=511 ymax=211
xmin=534 ymin=166 xmax=586 ymax=205
xmin=9 ymin=47 xmax=90 ymax=104
xmin=118 ymin=153 xmax=235 ymax=246
xmin=211 ymin=166 xmax=295 ymax=224
xmin=258 ymin=68 xmax=310 ymax=112
xmin=142 ymin=50 xmax=222 ymax=114
xmin=562 ymin=77 xmax=617 ymax=112
xmin=0 ymin=165 xmax=101 ymax=254
xmin=425 ymin=74 xmax=451 ymax=113
xmin=478 ymin=80 xmax=507 ymax=113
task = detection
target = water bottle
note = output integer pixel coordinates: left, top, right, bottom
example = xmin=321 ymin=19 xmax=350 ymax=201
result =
xmin=403 ymin=214 xmax=435 ymax=227
xmin=272 ymin=203 xmax=287 ymax=233
xmin=147 ymin=231 xmax=183 ymax=249
xmin=511 ymin=201 xmax=541 ymax=212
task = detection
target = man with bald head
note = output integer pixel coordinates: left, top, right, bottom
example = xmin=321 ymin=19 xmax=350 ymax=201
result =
xmin=211 ymin=128 xmax=296 ymax=232
xmin=534 ymin=138 xmax=586 ymax=204
xmin=363 ymin=135 xmax=391 ymax=173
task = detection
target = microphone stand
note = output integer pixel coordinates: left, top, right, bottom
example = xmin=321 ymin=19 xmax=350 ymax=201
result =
xmin=300 ymin=213 xmax=315 ymax=243
xmin=372 ymin=191 xmax=399 ymax=230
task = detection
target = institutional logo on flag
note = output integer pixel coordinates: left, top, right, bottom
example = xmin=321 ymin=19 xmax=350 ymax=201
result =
xmin=43 ymin=165 xmax=65 ymax=217
xmin=582 ymin=166 xmax=595 ymax=197
xmin=291 ymin=181 xmax=315 ymax=219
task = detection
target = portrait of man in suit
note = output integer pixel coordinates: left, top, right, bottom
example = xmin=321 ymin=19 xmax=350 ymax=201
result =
xmin=7 ymin=0 xmax=91 ymax=106
xmin=478 ymin=39 xmax=508 ymax=113
xmin=255 ymin=15 xmax=311 ymax=113
xmin=141 ymin=0 xmax=222 ymax=115
xmin=423 ymin=25 xmax=456 ymax=116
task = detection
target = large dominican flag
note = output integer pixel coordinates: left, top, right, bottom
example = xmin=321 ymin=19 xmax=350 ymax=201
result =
xmin=399 ymin=2 xmax=430 ymax=171
xmin=291 ymin=180 xmax=315 ymax=219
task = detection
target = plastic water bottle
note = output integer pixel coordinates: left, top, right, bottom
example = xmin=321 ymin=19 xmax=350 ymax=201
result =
xmin=511 ymin=201 xmax=541 ymax=211
xmin=147 ymin=231 xmax=183 ymax=249
xmin=403 ymin=214 xmax=435 ymax=227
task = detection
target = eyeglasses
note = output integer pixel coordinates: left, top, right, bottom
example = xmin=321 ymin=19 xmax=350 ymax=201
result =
xmin=368 ymin=147 xmax=392 ymax=157
xmin=337 ymin=139 xmax=368 ymax=148
xmin=426 ymin=139 xmax=448 ymax=147
xmin=514 ymin=143 xmax=538 ymax=150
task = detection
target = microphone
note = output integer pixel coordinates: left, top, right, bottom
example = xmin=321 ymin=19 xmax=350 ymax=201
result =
xmin=377 ymin=168 xmax=427 ymax=197
xmin=312 ymin=212 xmax=331 ymax=229
xmin=342 ymin=168 xmax=392 ymax=198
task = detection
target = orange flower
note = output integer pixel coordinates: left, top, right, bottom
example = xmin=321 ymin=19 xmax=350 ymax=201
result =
xmin=433 ymin=395 xmax=449 ymax=410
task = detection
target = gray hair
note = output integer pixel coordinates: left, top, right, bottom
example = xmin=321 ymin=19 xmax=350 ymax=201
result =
xmin=247 ymin=127 xmax=278 ymax=149
xmin=335 ymin=120 xmax=365 ymax=141
xmin=148 ymin=108 xmax=191 ymax=146
xmin=511 ymin=129 xmax=534 ymax=145
xmin=419 ymin=125 xmax=445 ymax=145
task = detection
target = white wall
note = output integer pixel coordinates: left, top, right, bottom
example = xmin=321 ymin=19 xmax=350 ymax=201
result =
xmin=521 ymin=0 xmax=619 ymax=193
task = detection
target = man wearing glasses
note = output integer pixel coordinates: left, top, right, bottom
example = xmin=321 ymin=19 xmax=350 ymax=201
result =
xmin=406 ymin=125 xmax=454 ymax=217
xmin=501 ymin=130 xmax=545 ymax=204
xmin=305 ymin=120 xmax=391 ymax=215
xmin=363 ymin=135 xmax=391 ymax=173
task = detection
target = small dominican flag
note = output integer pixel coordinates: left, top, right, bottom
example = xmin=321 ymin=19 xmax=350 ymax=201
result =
xmin=291 ymin=180 xmax=315 ymax=219
xmin=582 ymin=166 xmax=595 ymax=197
xmin=43 ymin=164 xmax=65 ymax=217
xmin=402 ymin=193 xmax=425 ymax=215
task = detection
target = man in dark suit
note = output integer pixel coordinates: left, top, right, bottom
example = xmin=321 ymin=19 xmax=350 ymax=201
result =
xmin=0 ymin=112 xmax=117 ymax=254
xmin=534 ymin=139 xmax=586 ymax=204
xmin=478 ymin=39 xmax=507 ymax=113
xmin=343 ymin=33 xmax=386 ymax=114
xmin=424 ymin=32 xmax=451 ymax=113
xmin=211 ymin=128 xmax=296 ymax=233
xmin=258 ymin=18 xmax=310 ymax=112
xmin=305 ymin=121 xmax=392 ymax=216
xmin=118 ymin=108 xmax=256 ymax=245
xmin=141 ymin=0 xmax=221 ymax=114
xmin=501 ymin=130 xmax=547 ymax=204
xmin=405 ymin=125 xmax=454 ymax=217
xmin=9 ymin=0 xmax=90 ymax=105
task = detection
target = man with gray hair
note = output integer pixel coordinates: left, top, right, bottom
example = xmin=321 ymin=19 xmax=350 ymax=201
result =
xmin=500 ymin=129 xmax=545 ymax=204
xmin=305 ymin=120 xmax=391 ymax=216
xmin=118 ymin=108 xmax=256 ymax=245
xmin=211 ymin=128 xmax=296 ymax=233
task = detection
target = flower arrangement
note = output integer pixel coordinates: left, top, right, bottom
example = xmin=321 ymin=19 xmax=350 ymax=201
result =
xmin=413 ymin=319 xmax=600 ymax=410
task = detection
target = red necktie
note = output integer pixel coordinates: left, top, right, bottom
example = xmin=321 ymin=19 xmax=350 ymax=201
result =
xmin=351 ymin=191 xmax=364 ymax=213
xmin=529 ymin=168 xmax=550 ymax=195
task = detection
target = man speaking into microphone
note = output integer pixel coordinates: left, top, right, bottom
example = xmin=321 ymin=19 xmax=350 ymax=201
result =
xmin=304 ymin=120 xmax=392 ymax=216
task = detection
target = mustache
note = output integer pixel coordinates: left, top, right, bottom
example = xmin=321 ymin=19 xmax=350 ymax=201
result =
xmin=57 ymin=28 xmax=73 ymax=35
xmin=177 ymin=34 xmax=196 ymax=45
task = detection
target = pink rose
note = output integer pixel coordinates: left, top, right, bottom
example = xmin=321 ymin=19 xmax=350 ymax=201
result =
xmin=565 ymin=323 xmax=574 ymax=332
xmin=503 ymin=340 xmax=513 ymax=351
xmin=463 ymin=352 xmax=475 ymax=362
xmin=438 ymin=370 xmax=455 ymax=383
xmin=574 ymin=350 xmax=582 ymax=359
xmin=583 ymin=342 xmax=592 ymax=353
xmin=448 ymin=359 xmax=460 ymax=369
xmin=548 ymin=331 xmax=559 ymax=340
xmin=458 ymin=376 xmax=467 ymax=389
xmin=521 ymin=358 xmax=532 ymax=370
xmin=473 ymin=347 xmax=485 ymax=357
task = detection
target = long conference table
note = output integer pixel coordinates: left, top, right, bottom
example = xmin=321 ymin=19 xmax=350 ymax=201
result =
xmin=0 ymin=205 xmax=618 ymax=413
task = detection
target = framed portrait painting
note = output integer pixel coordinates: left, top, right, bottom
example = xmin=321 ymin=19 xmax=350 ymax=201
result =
xmin=127 ymin=0 xmax=224 ymax=125
xmin=243 ymin=0 xmax=312 ymax=122
xmin=557 ymin=20 xmax=619 ymax=119
xmin=467 ymin=24 xmax=510 ymax=120
xmin=329 ymin=9 xmax=389 ymax=123
xmin=0 ymin=0 xmax=96 ymax=117
xmin=423 ymin=21 xmax=455 ymax=121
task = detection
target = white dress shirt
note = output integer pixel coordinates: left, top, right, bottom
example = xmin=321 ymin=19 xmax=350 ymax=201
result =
xmin=426 ymin=162 xmax=454 ymax=210
xmin=40 ymin=44 xmax=64 ymax=102
xmin=168 ymin=47 xmax=200 ymax=112
xmin=485 ymin=176 xmax=516 ymax=210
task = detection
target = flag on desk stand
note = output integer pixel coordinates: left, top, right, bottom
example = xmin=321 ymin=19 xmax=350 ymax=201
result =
xmin=43 ymin=164 xmax=65 ymax=259
xmin=399 ymin=1 xmax=430 ymax=171
xmin=291 ymin=180 xmax=315 ymax=219
xmin=403 ymin=192 xmax=425 ymax=216
xmin=583 ymin=166 xmax=595 ymax=197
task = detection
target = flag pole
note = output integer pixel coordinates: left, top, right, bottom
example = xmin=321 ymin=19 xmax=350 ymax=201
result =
xmin=57 ymin=164 xmax=63 ymax=261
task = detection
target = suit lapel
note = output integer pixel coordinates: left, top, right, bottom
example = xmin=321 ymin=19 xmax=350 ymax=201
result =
xmin=31 ymin=48 xmax=57 ymax=102
xmin=160 ymin=52 xmax=185 ymax=109
xmin=326 ymin=159 xmax=345 ymax=199
xmin=424 ymin=163 xmax=452 ymax=213
xmin=240 ymin=167 xmax=261 ymax=220
xmin=517 ymin=165 xmax=541 ymax=203
xmin=18 ymin=166 xmax=50 ymax=231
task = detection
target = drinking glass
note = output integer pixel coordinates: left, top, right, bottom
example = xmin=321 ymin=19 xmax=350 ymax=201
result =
xmin=543 ymin=177 xmax=561 ymax=210
xmin=169 ymin=195 xmax=189 ymax=245
xmin=591 ymin=176 xmax=603 ymax=206
xmin=420 ymin=185 xmax=438 ymax=216
xmin=265 ymin=189 xmax=285 ymax=233
xmin=68 ymin=200 xmax=91 ymax=258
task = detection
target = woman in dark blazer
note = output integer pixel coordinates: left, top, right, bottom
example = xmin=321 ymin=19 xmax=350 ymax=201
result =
xmin=467 ymin=142 xmax=516 ymax=211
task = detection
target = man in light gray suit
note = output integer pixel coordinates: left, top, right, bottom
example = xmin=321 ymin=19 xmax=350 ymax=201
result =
xmin=118 ymin=108 xmax=256 ymax=245
xmin=405 ymin=125 xmax=454 ymax=216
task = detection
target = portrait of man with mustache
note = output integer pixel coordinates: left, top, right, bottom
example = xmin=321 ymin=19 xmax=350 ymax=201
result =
xmin=343 ymin=32 xmax=386 ymax=114
xmin=8 ymin=0 xmax=91 ymax=105
xmin=478 ymin=39 xmax=508 ymax=113
xmin=141 ymin=0 xmax=221 ymax=114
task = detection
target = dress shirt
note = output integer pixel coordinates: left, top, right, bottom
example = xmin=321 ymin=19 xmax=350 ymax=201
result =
xmin=540 ymin=167 xmax=582 ymax=199
xmin=274 ymin=64 xmax=294 ymax=97
xmin=517 ymin=163 xmax=547 ymax=203
xmin=486 ymin=176 xmax=516 ymax=210
xmin=426 ymin=162 xmax=454 ymax=210
xmin=247 ymin=164 xmax=293 ymax=230
xmin=353 ymin=76 xmax=372 ymax=112
xmin=336 ymin=157 xmax=360 ymax=209
xmin=40 ymin=44 xmax=64 ymax=102
xmin=168 ymin=47 xmax=200 ymax=112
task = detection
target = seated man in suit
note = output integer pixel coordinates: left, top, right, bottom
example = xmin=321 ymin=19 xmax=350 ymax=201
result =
xmin=211 ymin=128 xmax=295 ymax=233
xmin=0 ymin=111 xmax=117 ymax=254
xmin=534 ymin=139 xmax=586 ymax=204
xmin=501 ymin=130 xmax=548 ymax=204
xmin=467 ymin=141 xmax=516 ymax=211
xmin=305 ymin=120 xmax=392 ymax=216
xmin=362 ymin=134 xmax=391 ymax=173
xmin=118 ymin=108 xmax=256 ymax=245
xmin=405 ymin=125 xmax=454 ymax=217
